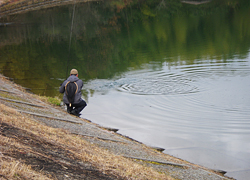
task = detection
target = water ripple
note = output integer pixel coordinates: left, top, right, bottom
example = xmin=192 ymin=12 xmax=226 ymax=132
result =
xmin=116 ymin=60 xmax=250 ymax=96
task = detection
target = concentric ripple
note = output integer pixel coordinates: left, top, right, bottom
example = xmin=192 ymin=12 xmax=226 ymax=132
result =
xmin=116 ymin=60 xmax=250 ymax=95
xmin=118 ymin=71 xmax=198 ymax=95
xmin=85 ymin=59 xmax=250 ymax=97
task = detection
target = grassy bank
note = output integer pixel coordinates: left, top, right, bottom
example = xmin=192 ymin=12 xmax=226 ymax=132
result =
xmin=38 ymin=96 xmax=62 ymax=106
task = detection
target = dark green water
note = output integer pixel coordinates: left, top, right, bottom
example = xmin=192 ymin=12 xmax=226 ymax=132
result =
xmin=1 ymin=0 xmax=249 ymax=97
xmin=1 ymin=0 xmax=250 ymax=179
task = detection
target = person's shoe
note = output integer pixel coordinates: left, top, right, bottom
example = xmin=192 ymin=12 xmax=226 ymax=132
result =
xmin=70 ymin=109 xmax=80 ymax=117
xmin=67 ymin=107 xmax=73 ymax=114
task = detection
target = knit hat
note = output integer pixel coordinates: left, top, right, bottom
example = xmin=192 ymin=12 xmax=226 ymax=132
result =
xmin=70 ymin=69 xmax=78 ymax=75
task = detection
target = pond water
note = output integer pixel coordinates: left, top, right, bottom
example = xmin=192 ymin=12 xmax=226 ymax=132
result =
xmin=0 ymin=1 xmax=250 ymax=179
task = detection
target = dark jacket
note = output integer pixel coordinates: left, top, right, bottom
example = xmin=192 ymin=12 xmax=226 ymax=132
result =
xmin=59 ymin=75 xmax=83 ymax=104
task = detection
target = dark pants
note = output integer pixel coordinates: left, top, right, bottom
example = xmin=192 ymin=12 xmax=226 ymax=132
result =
xmin=66 ymin=99 xmax=87 ymax=114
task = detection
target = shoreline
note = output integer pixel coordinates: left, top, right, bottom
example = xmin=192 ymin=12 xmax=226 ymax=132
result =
xmin=0 ymin=74 xmax=233 ymax=179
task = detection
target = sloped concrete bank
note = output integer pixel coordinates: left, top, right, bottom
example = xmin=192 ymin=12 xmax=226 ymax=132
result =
xmin=0 ymin=0 xmax=97 ymax=18
xmin=0 ymin=74 xmax=234 ymax=180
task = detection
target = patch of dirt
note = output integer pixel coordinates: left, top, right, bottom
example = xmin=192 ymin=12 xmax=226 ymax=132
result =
xmin=0 ymin=122 xmax=123 ymax=180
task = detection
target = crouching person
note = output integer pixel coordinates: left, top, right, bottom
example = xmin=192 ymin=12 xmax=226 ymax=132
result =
xmin=59 ymin=69 xmax=87 ymax=116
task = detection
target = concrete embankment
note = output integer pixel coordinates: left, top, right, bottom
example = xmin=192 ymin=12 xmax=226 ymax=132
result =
xmin=0 ymin=0 xmax=96 ymax=18
xmin=0 ymin=74 xmax=233 ymax=179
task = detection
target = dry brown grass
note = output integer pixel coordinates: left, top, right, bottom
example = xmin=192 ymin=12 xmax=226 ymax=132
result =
xmin=0 ymin=103 xmax=172 ymax=179
xmin=0 ymin=156 xmax=51 ymax=180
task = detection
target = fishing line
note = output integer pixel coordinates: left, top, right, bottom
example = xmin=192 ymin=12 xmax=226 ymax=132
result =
xmin=66 ymin=1 xmax=76 ymax=79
